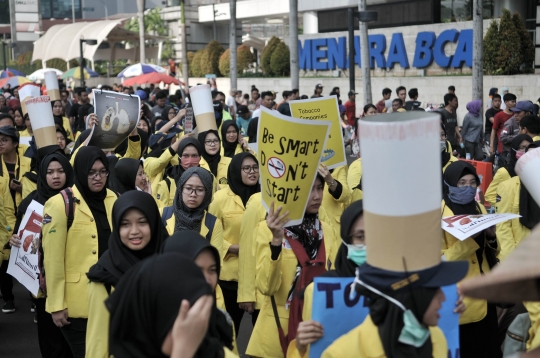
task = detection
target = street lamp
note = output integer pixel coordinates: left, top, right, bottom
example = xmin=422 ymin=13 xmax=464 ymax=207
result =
xmin=2 ymin=41 xmax=16 ymax=72
xmin=79 ymin=38 xmax=98 ymax=87
xmin=358 ymin=0 xmax=377 ymax=104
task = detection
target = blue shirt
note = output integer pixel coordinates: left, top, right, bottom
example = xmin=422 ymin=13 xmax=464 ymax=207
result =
xmin=237 ymin=116 xmax=252 ymax=135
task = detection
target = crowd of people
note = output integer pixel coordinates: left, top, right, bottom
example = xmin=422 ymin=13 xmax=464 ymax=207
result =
xmin=0 ymin=78 xmax=539 ymax=358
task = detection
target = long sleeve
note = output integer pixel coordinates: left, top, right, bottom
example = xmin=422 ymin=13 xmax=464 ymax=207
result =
xmin=255 ymin=226 xmax=283 ymax=297
xmin=484 ymin=168 xmax=510 ymax=206
xmin=119 ymin=135 xmax=142 ymax=160
xmin=86 ymin=282 xmax=111 ymax=358
xmin=461 ymin=115 xmax=471 ymax=141
xmin=495 ymin=179 xmax=519 ymax=261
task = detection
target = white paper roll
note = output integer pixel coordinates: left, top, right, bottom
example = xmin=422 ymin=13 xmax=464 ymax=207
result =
xmin=189 ymin=84 xmax=214 ymax=117
xmin=25 ymin=95 xmax=58 ymax=148
xmin=44 ymin=71 xmax=60 ymax=101
xmin=516 ymin=147 xmax=540 ymax=205
xmin=18 ymin=84 xmax=41 ymax=115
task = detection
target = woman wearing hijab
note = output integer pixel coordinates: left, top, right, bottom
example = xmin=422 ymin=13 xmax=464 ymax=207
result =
xmin=105 ymin=253 xmax=235 ymax=358
xmin=42 ymin=146 xmax=118 ymax=358
xmin=85 ymin=191 xmax=168 ymax=358
xmin=485 ymin=134 xmax=532 ymax=205
xmin=165 ymin=167 xmax=223 ymax=257
xmin=220 ymin=121 xmax=250 ymax=158
xmin=162 ymin=231 xmax=236 ymax=354
xmin=246 ymin=116 xmax=259 ymax=144
xmin=110 ymin=158 xmax=150 ymax=194
xmin=245 ymin=174 xmax=339 ymax=358
xmin=208 ymin=152 xmax=260 ymax=335
xmin=198 ymin=130 xmax=231 ymax=189
xmin=9 ymin=153 xmax=74 ymax=358
xmin=442 ymin=161 xmax=500 ymax=358
xmin=461 ymin=100 xmax=484 ymax=160
xmin=56 ymin=127 xmax=73 ymax=156
xmin=52 ymin=100 xmax=74 ymax=141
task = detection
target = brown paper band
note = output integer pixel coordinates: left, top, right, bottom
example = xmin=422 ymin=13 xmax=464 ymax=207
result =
xmin=48 ymin=89 xmax=60 ymax=101
xmin=364 ymin=208 xmax=442 ymax=272
xmin=33 ymin=126 xmax=58 ymax=149
xmin=195 ymin=112 xmax=218 ymax=133
xmin=21 ymin=96 xmax=32 ymax=115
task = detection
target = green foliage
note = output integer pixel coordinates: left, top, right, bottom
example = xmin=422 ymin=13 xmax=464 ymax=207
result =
xmin=161 ymin=41 xmax=175 ymax=61
xmin=512 ymin=12 xmax=534 ymax=73
xmin=270 ymin=41 xmax=290 ymax=76
xmin=261 ymin=36 xmax=281 ymax=75
xmin=483 ymin=20 xmax=502 ymax=75
xmin=497 ymin=9 xmax=522 ymax=75
xmin=200 ymin=40 xmax=224 ymax=76
xmin=189 ymin=49 xmax=204 ymax=77
xmin=218 ymin=44 xmax=255 ymax=76
xmin=218 ymin=49 xmax=230 ymax=76
xmin=124 ymin=8 xmax=169 ymax=36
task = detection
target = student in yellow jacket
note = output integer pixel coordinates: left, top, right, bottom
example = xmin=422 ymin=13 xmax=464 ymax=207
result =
xmin=318 ymin=164 xmax=351 ymax=234
xmin=198 ymin=130 xmax=231 ymax=189
xmin=245 ymin=175 xmax=339 ymax=358
xmin=52 ymin=100 xmax=74 ymax=141
xmin=485 ymin=134 xmax=532 ymax=206
xmin=42 ymin=146 xmax=117 ymax=358
xmin=85 ymin=191 xmax=168 ymax=358
xmin=105 ymin=253 xmax=239 ymax=358
xmin=441 ymin=161 xmax=500 ymax=358
xmin=221 ymin=121 xmax=253 ymax=159
xmin=209 ymin=152 xmax=261 ymax=335
xmin=441 ymin=125 xmax=458 ymax=173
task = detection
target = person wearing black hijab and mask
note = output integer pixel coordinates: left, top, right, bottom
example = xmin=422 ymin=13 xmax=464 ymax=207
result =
xmin=198 ymin=130 xmax=231 ymax=189
xmin=485 ymin=133 xmax=532 ymax=205
xmin=42 ymin=146 xmax=118 ymax=358
xmin=220 ymin=121 xmax=251 ymax=159
xmin=105 ymin=253 xmax=228 ymax=358
xmin=162 ymin=231 xmax=236 ymax=355
xmin=9 ymin=153 xmax=74 ymax=358
xmin=208 ymin=152 xmax=260 ymax=335
xmin=85 ymin=191 xmax=168 ymax=358
xmin=111 ymin=158 xmax=150 ymax=195
xmin=441 ymin=161 xmax=500 ymax=358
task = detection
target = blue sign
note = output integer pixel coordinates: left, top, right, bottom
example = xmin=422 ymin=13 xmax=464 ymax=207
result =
xmin=310 ymin=277 xmax=460 ymax=358
xmin=299 ymin=29 xmax=472 ymax=71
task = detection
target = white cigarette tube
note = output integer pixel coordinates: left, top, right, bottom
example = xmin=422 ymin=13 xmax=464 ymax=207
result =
xmin=44 ymin=71 xmax=60 ymax=101
xmin=189 ymin=84 xmax=216 ymax=132
xmin=24 ymin=96 xmax=58 ymax=148
xmin=516 ymin=147 xmax=540 ymax=206
xmin=19 ymin=84 xmax=41 ymax=115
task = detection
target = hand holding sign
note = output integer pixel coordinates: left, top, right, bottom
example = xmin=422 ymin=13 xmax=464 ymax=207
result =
xmin=267 ymin=201 xmax=289 ymax=245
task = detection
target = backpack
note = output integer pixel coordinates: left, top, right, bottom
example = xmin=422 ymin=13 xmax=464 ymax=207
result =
xmin=503 ymin=313 xmax=531 ymax=356
xmin=270 ymin=231 xmax=327 ymax=357
xmin=161 ymin=206 xmax=217 ymax=241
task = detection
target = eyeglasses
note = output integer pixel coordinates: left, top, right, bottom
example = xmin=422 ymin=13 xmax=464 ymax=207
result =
xmin=242 ymin=165 xmax=259 ymax=173
xmin=87 ymin=169 xmax=109 ymax=179
xmin=517 ymin=145 xmax=529 ymax=151
xmin=456 ymin=180 xmax=477 ymax=188
xmin=0 ymin=138 xmax=12 ymax=145
xmin=204 ymin=139 xmax=220 ymax=146
xmin=181 ymin=154 xmax=200 ymax=159
xmin=182 ymin=186 xmax=206 ymax=196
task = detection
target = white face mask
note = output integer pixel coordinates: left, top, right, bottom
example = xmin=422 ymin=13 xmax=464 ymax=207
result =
xmin=440 ymin=141 xmax=447 ymax=152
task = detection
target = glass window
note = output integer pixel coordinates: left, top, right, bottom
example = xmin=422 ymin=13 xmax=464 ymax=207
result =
xmin=41 ymin=0 xmax=82 ymax=19
xmin=441 ymin=0 xmax=494 ymax=22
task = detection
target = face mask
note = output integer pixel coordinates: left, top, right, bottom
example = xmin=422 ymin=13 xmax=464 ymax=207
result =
xmin=515 ymin=150 xmax=525 ymax=159
xmin=445 ymin=182 xmax=476 ymax=205
xmin=181 ymin=158 xmax=200 ymax=169
xmin=344 ymin=242 xmax=367 ymax=266
xmin=440 ymin=141 xmax=447 ymax=152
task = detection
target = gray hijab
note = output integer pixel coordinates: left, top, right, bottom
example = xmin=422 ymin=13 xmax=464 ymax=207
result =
xmin=173 ymin=167 xmax=214 ymax=233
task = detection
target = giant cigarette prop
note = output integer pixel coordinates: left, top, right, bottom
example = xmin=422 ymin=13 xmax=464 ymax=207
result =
xmin=19 ymin=83 xmax=41 ymax=115
xmin=44 ymin=71 xmax=60 ymax=101
xmin=516 ymin=147 xmax=540 ymax=205
xmin=24 ymin=96 xmax=58 ymax=148
xmin=189 ymin=84 xmax=216 ymax=132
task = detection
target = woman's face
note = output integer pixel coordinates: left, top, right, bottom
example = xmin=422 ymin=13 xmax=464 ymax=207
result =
xmin=119 ymin=208 xmax=152 ymax=251
xmin=180 ymin=145 xmax=200 ymax=170
xmin=168 ymin=108 xmax=176 ymax=120
xmin=46 ymin=160 xmax=66 ymax=190
xmin=137 ymin=120 xmax=149 ymax=133
xmin=182 ymin=175 xmax=205 ymax=209
xmin=87 ymin=160 xmax=107 ymax=192
xmin=422 ymin=288 xmax=445 ymax=326
xmin=225 ymin=126 xmax=238 ymax=143
xmin=56 ymin=131 xmax=66 ymax=149
xmin=305 ymin=177 xmax=324 ymax=214
xmin=365 ymin=107 xmax=377 ymax=116
xmin=53 ymin=101 xmax=64 ymax=116
xmin=204 ymin=132 xmax=220 ymax=155
xmin=0 ymin=96 xmax=5 ymax=106
xmin=134 ymin=164 xmax=147 ymax=190
xmin=13 ymin=110 xmax=23 ymax=126
xmin=195 ymin=248 xmax=218 ymax=290
xmin=25 ymin=117 xmax=32 ymax=131
xmin=456 ymin=173 xmax=477 ymax=188
xmin=240 ymin=156 xmax=259 ymax=186
xmin=517 ymin=139 xmax=530 ymax=154
xmin=348 ymin=214 xmax=365 ymax=245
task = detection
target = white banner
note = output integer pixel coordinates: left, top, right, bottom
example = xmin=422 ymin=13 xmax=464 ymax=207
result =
xmin=441 ymin=213 xmax=521 ymax=241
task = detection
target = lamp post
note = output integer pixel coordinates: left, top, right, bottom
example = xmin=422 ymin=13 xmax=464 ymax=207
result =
xmin=79 ymin=38 xmax=97 ymax=87
xmin=2 ymin=41 xmax=16 ymax=72
xmin=358 ymin=0 xmax=377 ymax=105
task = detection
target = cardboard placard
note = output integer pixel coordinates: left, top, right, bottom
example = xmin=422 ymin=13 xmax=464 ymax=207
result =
xmin=289 ymin=96 xmax=347 ymax=169
xmin=257 ymin=107 xmax=330 ymax=226
xmin=442 ymin=213 xmax=521 ymax=241
xmin=24 ymin=95 xmax=58 ymax=148
xmin=189 ymin=84 xmax=216 ymax=132
xmin=516 ymin=147 xmax=540 ymax=205
xmin=183 ymin=103 xmax=194 ymax=134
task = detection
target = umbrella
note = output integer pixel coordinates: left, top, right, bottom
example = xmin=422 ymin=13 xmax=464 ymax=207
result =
xmin=0 ymin=68 xmax=26 ymax=78
xmin=28 ymin=68 xmax=64 ymax=81
xmin=117 ymin=63 xmax=166 ymax=78
xmin=61 ymin=67 xmax=99 ymax=80
xmin=122 ymin=72 xmax=182 ymax=86
xmin=0 ymin=76 xmax=31 ymax=88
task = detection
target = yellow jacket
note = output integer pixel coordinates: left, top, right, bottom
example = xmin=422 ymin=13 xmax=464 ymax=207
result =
xmin=0 ymin=176 xmax=11 ymax=263
xmin=347 ymin=158 xmax=362 ymax=190
xmin=525 ymin=302 xmax=540 ymax=351
xmin=322 ymin=165 xmax=351 ymax=234
xmin=484 ymin=167 xmax=510 ymax=206
xmin=245 ymin=219 xmax=339 ymax=358
xmin=496 ymin=176 xmax=530 ymax=261
xmin=21 ymin=174 xmax=37 ymax=201
xmin=62 ymin=117 xmax=74 ymax=141
xmin=321 ymin=315 xmax=447 ymax=358
xmin=1 ymin=154 xmax=32 ymax=207
xmin=441 ymin=201 xmax=495 ymax=324
xmin=220 ymin=143 xmax=243 ymax=157
xmin=86 ymin=281 xmax=111 ymax=358
xmin=442 ymin=155 xmax=459 ymax=173
xmin=42 ymin=187 xmax=116 ymax=317
xmin=200 ymin=156 xmax=231 ymax=190
xmin=144 ymin=148 xmax=179 ymax=195
xmin=166 ymin=210 xmax=225 ymax=263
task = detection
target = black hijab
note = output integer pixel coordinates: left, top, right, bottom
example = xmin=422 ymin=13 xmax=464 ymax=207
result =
xmin=247 ymin=116 xmax=259 ymax=143
xmin=113 ymin=158 xmax=142 ymax=194
xmin=220 ymin=121 xmax=240 ymax=158
xmin=504 ymin=134 xmax=533 ymax=177
xmin=86 ymin=191 xmax=168 ymax=287
xmin=162 ymin=232 xmax=233 ymax=354
xmin=166 ymin=137 xmax=203 ymax=184
xmin=37 ymin=153 xmax=74 ymax=205
xmin=227 ymin=152 xmax=260 ymax=207
xmin=443 ymin=161 xmax=480 ymax=215
xmin=519 ymin=144 xmax=540 ymax=230
xmin=145 ymin=133 xmax=174 ymax=159
xmin=106 ymin=253 xmax=213 ymax=358
xmin=198 ymin=130 xmax=221 ymax=176
xmin=74 ymin=146 xmax=112 ymax=257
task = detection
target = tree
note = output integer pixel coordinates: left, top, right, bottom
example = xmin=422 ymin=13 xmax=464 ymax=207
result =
xmin=270 ymin=41 xmax=290 ymax=76
xmin=200 ymin=40 xmax=225 ymax=76
xmin=219 ymin=45 xmax=254 ymax=76
xmin=219 ymin=49 xmax=230 ymax=76
xmin=190 ymin=49 xmax=204 ymax=77
xmin=497 ymin=9 xmax=521 ymax=75
xmin=513 ymin=12 xmax=534 ymax=73
xmin=261 ymin=36 xmax=281 ymax=75
xmin=483 ymin=20 xmax=501 ymax=74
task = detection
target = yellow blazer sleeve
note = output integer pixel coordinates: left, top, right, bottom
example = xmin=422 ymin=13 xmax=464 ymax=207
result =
xmin=42 ymin=194 xmax=69 ymax=313
xmin=86 ymin=282 xmax=111 ymax=358
xmin=155 ymin=179 xmax=172 ymax=206
xmin=346 ymin=159 xmax=362 ymax=190
xmin=21 ymin=175 xmax=37 ymax=201
xmin=205 ymin=213 xmax=225 ymax=264
xmin=255 ymin=225 xmax=283 ymax=296
xmin=495 ymin=178 xmax=519 ymax=261
xmin=63 ymin=117 xmax=74 ymax=140
xmin=144 ymin=148 xmax=175 ymax=194
xmin=333 ymin=166 xmax=352 ymax=204
xmin=208 ymin=193 xmax=230 ymax=256
xmin=69 ymin=145 xmax=83 ymax=167
xmin=441 ymin=204 xmax=481 ymax=262
xmin=119 ymin=136 xmax=142 ymax=160
xmin=484 ymin=168 xmax=509 ymax=206
xmin=0 ymin=181 xmax=9 ymax=262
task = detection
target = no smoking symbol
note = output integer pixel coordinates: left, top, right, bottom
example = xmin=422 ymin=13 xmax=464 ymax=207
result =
xmin=268 ymin=157 xmax=285 ymax=179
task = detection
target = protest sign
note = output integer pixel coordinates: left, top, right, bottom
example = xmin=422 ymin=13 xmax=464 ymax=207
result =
xmin=442 ymin=213 xmax=520 ymax=241
xmin=257 ymin=107 xmax=330 ymax=226
xmin=44 ymin=70 xmax=60 ymax=101
xmin=189 ymin=84 xmax=216 ymax=132
xmin=90 ymin=90 xmax=140 ymax=151
xmin=25 ymin=95 xmax=58 ymax=148
xmin=183 ymin=103 xmax=194 ymax=134
xmin=310 ymin=277 xmax=460 ymax=358
xmin=516 ymin=147 xmax=540 ymax=205
xmin=7 ymin=200 xmax=44 ymax=296
xmin=289 ymin=96 xmax=346 ymax=169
